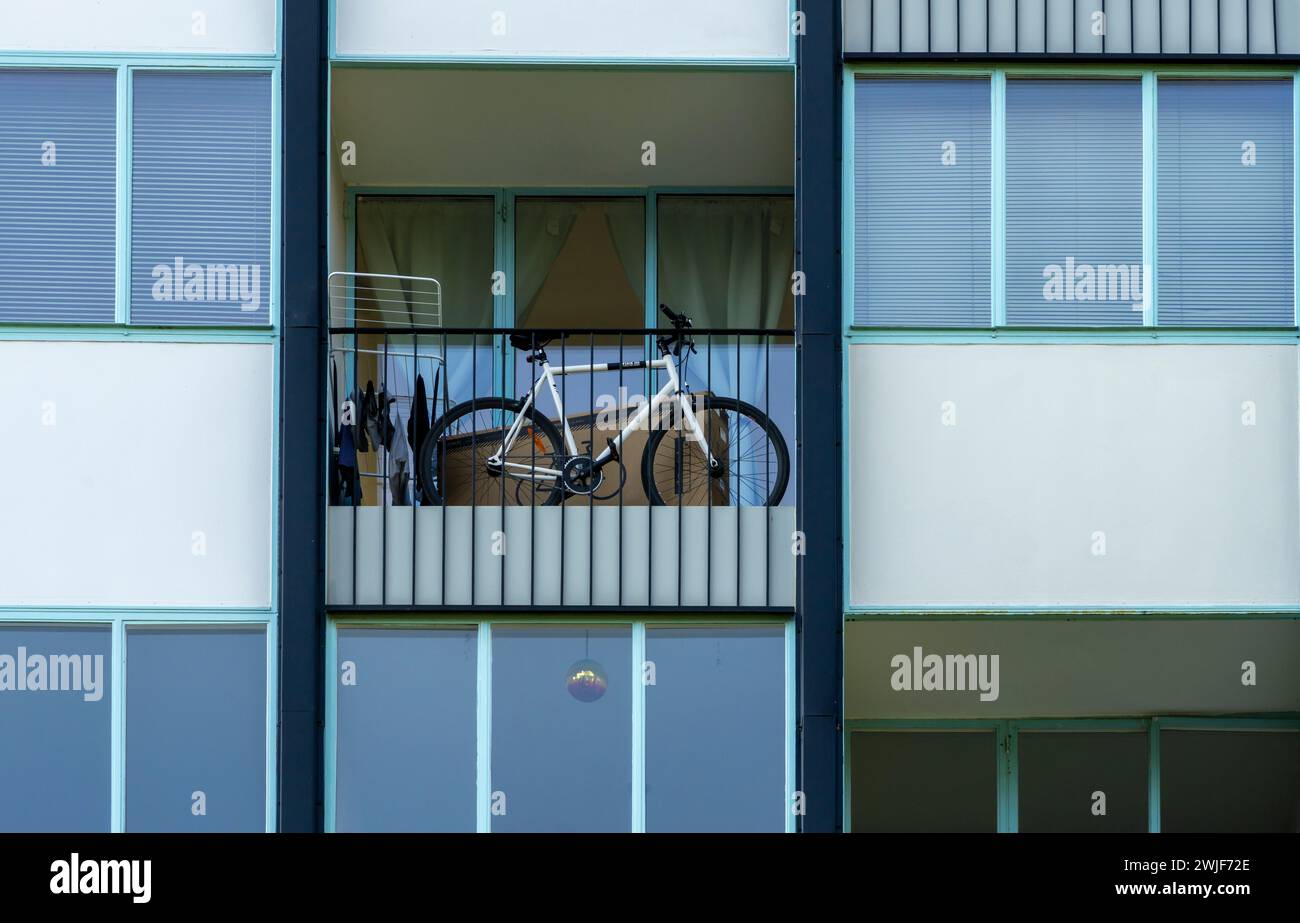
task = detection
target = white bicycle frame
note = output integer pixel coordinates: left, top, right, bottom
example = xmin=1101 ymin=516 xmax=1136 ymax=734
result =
xmin=490 ymin=349 xmax=716 ymax=485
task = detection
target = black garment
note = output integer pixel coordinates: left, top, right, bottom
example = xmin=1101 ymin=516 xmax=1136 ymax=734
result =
xmin=408 ymin=373 xmax=432 ymax=496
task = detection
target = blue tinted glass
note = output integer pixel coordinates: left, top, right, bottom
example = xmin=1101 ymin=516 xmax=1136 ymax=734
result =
xmin=0 ymin=625 xmax=111 ymax=832
xmin=1158 ymin=79 xmax=1294 ymax=326
xmin=0 ymin=70 xmax=116 ymax=323
xmin=126 ymin=627 xmax=265 ymax=832
xmin=130 ymin=72 xmax=272 ymax=325
xmin=491 ymin=626 xmax=631 ymax=831
xmin=335 ymin=628 xmax=477 ymax=832
xmin=1006 ymin=79 xmax=1144 ymax=325
xmin=645 ymin=626 xmax=786 ymax=832
xmin=853 ymin=78 xmax=992 ymax=326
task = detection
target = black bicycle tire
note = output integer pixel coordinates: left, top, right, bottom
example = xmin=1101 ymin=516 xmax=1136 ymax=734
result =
xmin=641 ymin=395 xmax=790 ymax=507
xmin=417 ymin=396 xmax=566 ymax=507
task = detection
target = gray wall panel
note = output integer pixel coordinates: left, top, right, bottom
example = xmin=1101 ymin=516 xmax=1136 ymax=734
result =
xmin=1220 ymin=0 xmax=1249 ymax=53
xmin=1162 ymin=0 xmax=1192 ymax=53
xmin=1279 ymin=0 xmax=1300 ymax=52
xmin=1047 ymin=0 xmax=1075 ymax=52
xmin=930 ymin=0 xmax=960 ymax=51
xmin=845 ymin=0 xmax=1290 ymax=54
xmin=874 ymin=0 xmax=901 ymax=51
xmin=989 ymin=0 xmax=1017 ymax=50
xmin=1191 ymin=0 xmax=1220 ymax=52
xmin=959 ymin=0 xmax=989 ymax=50
xmin=1018 ymin=0 xmax=1048 ymax=52
xmin=901 ymin=0 xmax=931 ymax=51
xmin=1104 ymin=0 xmax=1135 ymax=52
xmin=844 ymin=0 xmax=873 ymax=52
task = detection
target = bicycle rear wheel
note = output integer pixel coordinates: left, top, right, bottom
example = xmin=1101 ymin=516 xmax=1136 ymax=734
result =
xmin=641 ymin=395 xmax=789 ymax=507
xmin=417 ymin=397 xmax=566 ymax=506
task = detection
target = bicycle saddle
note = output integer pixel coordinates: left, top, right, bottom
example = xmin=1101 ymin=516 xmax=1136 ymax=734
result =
xmin=509 ymin=331 xmax=570 ymax=352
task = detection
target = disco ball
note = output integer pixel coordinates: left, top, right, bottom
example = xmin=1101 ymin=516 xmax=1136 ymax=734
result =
xmin=565 ymin=658 xmax=608 ymax=702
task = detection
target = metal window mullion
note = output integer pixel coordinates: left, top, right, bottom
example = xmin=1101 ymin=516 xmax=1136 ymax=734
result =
xmin=631 ymin=620 xmax=646 ymax=833
xmin=1143 ymin=70 xmax=1159 ymax=327
xmin=109 ymin=618 xmax=126 ymax=832
xmin=1148 ymin=716 xmax=1161 ymax=833
xmin=323 ymin=619 xmax=338 ymax=832
xmin=476 ymin=622 xmax=492 ymax=833
xmin=115 ymin=65 xmax=131 ymax=325
xmin=992 ymin=70 xmax=1007 ymax=326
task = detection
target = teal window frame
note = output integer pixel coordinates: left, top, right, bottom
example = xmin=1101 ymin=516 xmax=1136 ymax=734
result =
xmin=340 ymin=185 xmax=796 ymax=398
xmin=843 ymin=64 xmax=1300 ymax=343
xmin=844 ymin=716 xmax=1300 ymax=833
xmin=0 ymin=53 xmax=281 ymax=338
xmin=0 ymin=609 xmax=278 ymax=834
xmin=324 ymin=615 xmax=798 ymax=833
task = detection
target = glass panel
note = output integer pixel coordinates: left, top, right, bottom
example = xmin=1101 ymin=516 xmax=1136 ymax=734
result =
xmin=657 ymin=195 xmax=796 ymax=504
xmin=645 ymin=626 xmax=786 ymax=832
xmin=850 ymin=730 xmax=998 ymax=832
xmin=1006 ymin=79 xmax=1144 ymax=325
xmin=1018 ymin=730 xmax=1148 ymax=832
xmin=1161 ymin=729 xmax=1300 ymax=832
xmin=0 ymin=625 xmax=111 ymax=832
xmin=125 ymin=627 xmax=266 ymax=832
xmin=514 ymin=196 xmax=645 ymax=417
xmin=1157 ymin=79 xmax=1294 ymax=326
xmin=335 ymin=627 xmax=477 ymax=832
xmin=0 ymin=70 xmax=117 ymax=324
xmin=491 ymin=626 xmax=631 ymax=831
xmin=853 ymin=77 xmax=992 ymax=326
xmin=130 ymin=72 xmax=273 ymax=325
xmin=353 ymin=195 xmax=497 ymax=406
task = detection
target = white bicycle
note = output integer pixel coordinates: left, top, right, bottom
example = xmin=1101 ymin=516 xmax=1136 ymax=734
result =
xmin=416 ymin=305 xmax=789 ymax=507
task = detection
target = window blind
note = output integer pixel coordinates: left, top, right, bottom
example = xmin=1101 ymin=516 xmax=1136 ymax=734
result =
xmin=1005 ymin=79 xmax=1144 ymax=326
xmin=853 ymin=77 xmax=992 ymax=326
xmin=1157 ymin=79 xmax=1294 ymax=327
xmin=0 ymin=69 xmax=116 ymax=324
xmin=130 ymin=71 xmax=272 ymax=326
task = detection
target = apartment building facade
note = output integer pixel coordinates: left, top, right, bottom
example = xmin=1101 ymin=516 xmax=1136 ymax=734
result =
xmin=1 ymin=0 xmax=1297 ymax=835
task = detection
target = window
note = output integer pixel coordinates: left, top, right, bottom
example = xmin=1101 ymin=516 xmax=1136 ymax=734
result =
xmin=850 ymin=730 xmax=999 ymax=832
xmin=125 ymin=627 xmax=266 ymax=832
xmin=1017 ymin=729 xmax=1148 ymax=832
xmin=1006 ymin=79 xmax=1144 ymax=325
xmin=1157 ymin=79 xmax=1294 ymax=326
xmin=852 ymin=78 xmax=991 ymax=326
xmin=514 ymin=196 xmax=645 ymax=415
xmin=334 ymin=628 xmax=477 ymax=832
xmin=130 ymin=71 xmax=272 ymax=326
xmin=0 ymin=625 xmax=112 ymax=832
xmin=328 ymin=620 xmax=792 ymax=832
xmin=0 ymin=69 xmax=116 ymax=324
xmin=491 ymin=626 xmax=632 ymax=832
xmin=645 ymin=626 xmax=786 ymax=832
xmin=1161 ymin=728 xmax=1300 ymax=832
xmin=848 ymin=71 xmax=1297 ymax=330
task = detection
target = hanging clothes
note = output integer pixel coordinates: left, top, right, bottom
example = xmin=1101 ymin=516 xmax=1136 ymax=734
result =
xmin=387 ymin=400 xmax=413 ymax=506
xmin=408 ymin=372 xmax=432 ymax=501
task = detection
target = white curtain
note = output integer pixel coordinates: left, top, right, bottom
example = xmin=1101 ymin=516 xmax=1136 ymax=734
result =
xmin=656 ymin=196 xmax=795 ymax=402
xmin=514 ymin=201 xmax=580 ymax=326
xmin=355 ymin=196 xmax=497 ymax=404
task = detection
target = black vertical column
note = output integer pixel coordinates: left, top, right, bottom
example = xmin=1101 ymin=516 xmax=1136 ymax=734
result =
xmin=279 ymin=0 xmax=328 ymax=833
xmin=795 ymin=0 xmax=844 ymax=833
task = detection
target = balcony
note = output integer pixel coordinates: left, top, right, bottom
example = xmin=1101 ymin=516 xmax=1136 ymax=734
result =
xmin=325 ymin=274 xmax=796 ymax=611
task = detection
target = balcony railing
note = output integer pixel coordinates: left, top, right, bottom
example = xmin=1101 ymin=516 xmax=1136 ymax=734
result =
xmin=325 ymin=318 xmax=797 ymax=611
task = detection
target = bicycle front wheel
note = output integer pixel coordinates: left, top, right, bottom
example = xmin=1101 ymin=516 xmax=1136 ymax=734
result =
xmin=641 ymin=396 xmax=789 ymax=507
xmin=417 ymin=397 xmax=566 ymax=506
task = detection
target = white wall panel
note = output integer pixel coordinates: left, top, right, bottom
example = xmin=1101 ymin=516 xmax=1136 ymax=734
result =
xmin=848 ymin=344 xmax=1300 ymax=608
xmin=0 ymin=0 xmax=276 ymax=55
xmin=0 ymin=341 xmax=274 ymax=608
xmin=335 ymin=0 xmax=791 ymax=60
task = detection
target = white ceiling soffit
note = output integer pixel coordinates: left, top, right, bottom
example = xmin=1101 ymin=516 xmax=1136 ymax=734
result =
xmin=331 ymin=67 xmax=794 ymax=189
